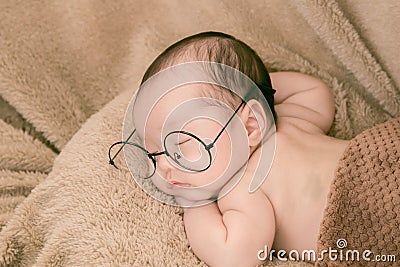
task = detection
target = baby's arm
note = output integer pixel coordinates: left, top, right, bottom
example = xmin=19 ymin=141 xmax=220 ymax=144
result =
xmin=270 ymin=72 xmax=335 ymax=134
xmin=183 ymin=179 xmax=275 ymax=266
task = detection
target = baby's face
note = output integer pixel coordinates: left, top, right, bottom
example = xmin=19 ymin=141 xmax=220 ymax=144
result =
xmin=140 ymin=84 xmax=238 ymax=188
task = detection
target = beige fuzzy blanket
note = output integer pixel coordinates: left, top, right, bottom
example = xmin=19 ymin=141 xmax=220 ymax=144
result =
xmin=1 ymin=0 xmax=399 ymax=266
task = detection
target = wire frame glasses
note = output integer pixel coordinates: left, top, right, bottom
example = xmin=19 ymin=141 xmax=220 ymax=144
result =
xmin=108 ymin=99 xmax=246 ymax=179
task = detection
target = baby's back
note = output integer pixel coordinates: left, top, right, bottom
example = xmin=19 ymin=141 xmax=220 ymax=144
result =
xmin=260 ymin=117 xmax=349 ymax=253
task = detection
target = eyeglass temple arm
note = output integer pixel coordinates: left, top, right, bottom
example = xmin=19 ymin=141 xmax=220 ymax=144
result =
xmin=208 ymin=99 xmax=246 ymax=149
xmin=109 ymin=129 xmax=137 ymax=168
xmin=207 ymin=83 xmax=275 ymax=149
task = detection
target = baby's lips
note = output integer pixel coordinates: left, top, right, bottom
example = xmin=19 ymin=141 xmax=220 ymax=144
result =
xmin=171 ymin=181 xmax=192 ymax=188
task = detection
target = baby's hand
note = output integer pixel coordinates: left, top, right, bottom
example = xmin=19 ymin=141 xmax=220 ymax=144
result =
xmin=182 ymin=174 xmax=275 ymax=266
xmin=271 ymin=71 xmax=335 ymax=134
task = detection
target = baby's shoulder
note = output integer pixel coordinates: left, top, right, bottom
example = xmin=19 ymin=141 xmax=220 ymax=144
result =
xmin=217 ymin=162 xmax=272 ymax=214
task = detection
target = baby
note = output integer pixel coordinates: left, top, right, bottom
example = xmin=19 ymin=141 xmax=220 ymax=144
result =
xmin=123 ymin=32 xmax=350 ymax=266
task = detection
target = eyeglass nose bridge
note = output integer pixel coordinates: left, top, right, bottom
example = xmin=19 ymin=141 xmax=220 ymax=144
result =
xmin=150 ymin=150 xmax=178 ymax=170
xmin=146 ymin=150 xmax=170 ymax=169
xmin=149 ymin=151 xmax=167 ymax=157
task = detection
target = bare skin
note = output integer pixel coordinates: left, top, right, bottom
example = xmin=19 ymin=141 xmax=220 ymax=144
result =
xmin=264 ymin=72 xmax=350 ymax=253
xmin=143 ymin=71 xmax=350 ymax=266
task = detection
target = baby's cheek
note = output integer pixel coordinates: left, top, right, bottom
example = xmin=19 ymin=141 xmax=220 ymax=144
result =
xmin=207 ymin=134 xmax=233 ymax=180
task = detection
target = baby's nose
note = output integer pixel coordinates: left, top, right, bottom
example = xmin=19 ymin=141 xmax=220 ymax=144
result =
xmin=157 ymin=155 xmax=179 ymax=183
xmin=157 ymin=154 xmax=174 ymax=173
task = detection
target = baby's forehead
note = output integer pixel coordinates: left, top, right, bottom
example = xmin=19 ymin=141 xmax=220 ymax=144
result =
xmin=133 ymin=84 xmax=233 ymax=136
xmin=151 ymin=85 xmax=232 ymax=120
xmin=137 ymin=83 xmax=230 ymax=113
xmin=157 ymin=84 xmax=205 ymax=105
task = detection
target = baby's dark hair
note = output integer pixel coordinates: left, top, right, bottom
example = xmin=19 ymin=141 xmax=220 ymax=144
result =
xmin=141 ymin=31 xmax=276 ymax=120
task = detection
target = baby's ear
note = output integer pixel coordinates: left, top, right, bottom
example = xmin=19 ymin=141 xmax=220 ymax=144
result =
xmin=238 ymin=99 xmax=267 ymax=146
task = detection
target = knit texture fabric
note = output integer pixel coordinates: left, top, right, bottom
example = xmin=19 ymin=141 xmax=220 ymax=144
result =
xmin=316 ymin=117 xmax=400 ymax=266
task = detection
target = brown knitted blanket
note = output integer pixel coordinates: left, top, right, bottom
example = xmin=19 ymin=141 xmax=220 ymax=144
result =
xmin=316 ymin=118 xmax=400 ymax=266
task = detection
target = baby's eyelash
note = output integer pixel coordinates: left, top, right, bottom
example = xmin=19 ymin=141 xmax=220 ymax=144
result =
xmin=177 ymin=139 xmax=191 ymax=145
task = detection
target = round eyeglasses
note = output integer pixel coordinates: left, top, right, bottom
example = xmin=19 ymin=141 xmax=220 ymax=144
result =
xmin=108 ymin=99 xmax=246 ymax=179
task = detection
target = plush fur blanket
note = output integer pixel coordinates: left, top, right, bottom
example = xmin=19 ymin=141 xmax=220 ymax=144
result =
xmin=1 ymin=0 xmax=399 ymax=266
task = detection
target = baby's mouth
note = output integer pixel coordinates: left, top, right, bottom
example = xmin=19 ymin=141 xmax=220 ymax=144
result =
xmin=170 ymin=180 xmax=192 ymax=188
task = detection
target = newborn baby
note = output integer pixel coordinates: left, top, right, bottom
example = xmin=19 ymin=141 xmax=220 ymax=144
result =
xmin=119 ymin=32 xmax=350 ymax=266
